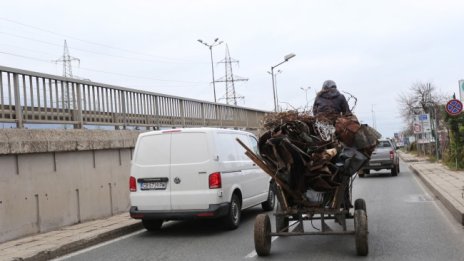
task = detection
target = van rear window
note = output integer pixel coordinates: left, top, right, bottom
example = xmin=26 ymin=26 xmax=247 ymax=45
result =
xmin=135 ymin=133 xmax=210 ymax=165
xmin=135 ymin=134 xmax=171 ymax=165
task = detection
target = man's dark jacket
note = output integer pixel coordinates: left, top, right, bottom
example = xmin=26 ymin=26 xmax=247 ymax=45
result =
xmin=312 ymin=88 xmax=350 ymax=115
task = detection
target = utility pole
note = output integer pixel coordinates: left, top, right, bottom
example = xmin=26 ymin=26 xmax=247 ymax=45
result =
xmin=300 ymin=86 xmax=311 ymax=110
xmin=216 ymin=44 xmax=248 ymax=105
xmin=371 ymin=104 xmax=377 ymax=129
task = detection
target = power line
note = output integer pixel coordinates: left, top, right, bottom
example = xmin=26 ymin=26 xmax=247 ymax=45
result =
xmin=0 ymin=31 xmax=205 ymax=65
xmin=0 ymin=43 xmax=58 ymax=56
xmin=77 ymin=67 xmax=207 ymax=83
xmin=0 ymin=17 xmax=204 ymax=64
xmin=0 ymin=50 xmax=208 ymax=84
xmin=0 ymin=50 xmax=51 ymax=63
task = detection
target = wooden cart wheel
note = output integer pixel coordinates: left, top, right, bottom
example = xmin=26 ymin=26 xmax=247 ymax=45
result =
xmin=275 ymin=202 xmax=289 ymax=232
xmin=354 ymin=198 xmax=366 ymax=212
xmin=254 ymin=214 xmax=271 ymax=256
xmin=354 ymin=209 xmax=368 ymax=256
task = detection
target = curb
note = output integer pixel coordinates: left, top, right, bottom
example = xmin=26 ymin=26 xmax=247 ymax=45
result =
xmin=408 ymin=165 xmax=464 ymax=225
xmin=19 ymin=222 xmax=143 ymax=261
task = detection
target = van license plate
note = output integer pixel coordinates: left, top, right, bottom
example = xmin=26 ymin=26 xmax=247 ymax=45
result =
xmin=141 ymin=182 xmax=167 ymax=190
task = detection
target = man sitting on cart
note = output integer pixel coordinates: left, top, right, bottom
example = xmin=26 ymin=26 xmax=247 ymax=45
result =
xmin=313 ymin=80 xmax=351 ymax=117
xmin=312 ymin=80 xmax=357 ymax=209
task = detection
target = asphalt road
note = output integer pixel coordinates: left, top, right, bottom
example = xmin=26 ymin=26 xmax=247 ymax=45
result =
xmin=55 ymin=160 xmax=464 ymax=261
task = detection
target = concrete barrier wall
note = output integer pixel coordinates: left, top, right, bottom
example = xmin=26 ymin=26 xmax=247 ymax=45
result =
xmin=0 ymin=129 xmax=140 ymax=243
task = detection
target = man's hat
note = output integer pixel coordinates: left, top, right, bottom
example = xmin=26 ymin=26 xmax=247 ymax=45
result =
xmin=322 ymin=80 xmax=337 ymax=90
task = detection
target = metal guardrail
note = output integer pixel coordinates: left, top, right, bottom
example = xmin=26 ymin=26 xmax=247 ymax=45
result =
xmin=0 ymin=65 xmax=267 ymax=129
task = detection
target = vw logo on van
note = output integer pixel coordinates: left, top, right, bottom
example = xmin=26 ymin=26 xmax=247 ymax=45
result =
xmin=174 ymin=177 xmax=181 ymax=184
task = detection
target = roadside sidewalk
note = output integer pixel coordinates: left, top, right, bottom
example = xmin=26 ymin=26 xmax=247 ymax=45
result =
xmin=399 ymin=151 xmax=464 ymax=225
xmin=0 ymin=213 xmax=142 ymax=261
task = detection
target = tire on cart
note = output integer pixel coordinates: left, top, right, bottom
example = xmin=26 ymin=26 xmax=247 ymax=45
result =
xmin=354 ymin=198 xmax=366 ymax=212
xmin=275 ymin=202 xmax=289 ymax=232
xmin=254 ymin=213 xmax=272 ymax=256
xmin=354 ymin=209 xmax=368 ymax=256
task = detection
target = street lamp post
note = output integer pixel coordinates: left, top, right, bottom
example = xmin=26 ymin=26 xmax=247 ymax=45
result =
xmin=267 ymin=70 xmax=282 ymax=110
xmin=300 ymin=86 xmax=311 ymax=109
xmin=270 ymin=53 xmax=296 ymax=112
xmin=198 ymin=38 xmax=223 ymax=103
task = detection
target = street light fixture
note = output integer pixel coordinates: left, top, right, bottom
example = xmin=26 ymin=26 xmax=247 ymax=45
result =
xmin=198 ymin=38 xmax=223 ymax=103
xmin=270 ymin=53 xmax=296 ymax=112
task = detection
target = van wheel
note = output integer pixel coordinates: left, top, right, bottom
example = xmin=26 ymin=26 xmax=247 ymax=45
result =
xmin=261 ymin=184 xmax=276 ymax=211
xmin=142 ymin=219 xmax=163 ymax=231
xmin=391 ymin=166 xmax=398 ymax=176
xmin=222 ymin=194 xmax=241 ymax=230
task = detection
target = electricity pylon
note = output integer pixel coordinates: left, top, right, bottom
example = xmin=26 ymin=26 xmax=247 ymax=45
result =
xmin=54 ymin=40 xmax=80 ymax=78
xmin=53 ymin=40 xmax=80 ymax=122
xmin=215 ymin=45 xmax=248 ymax=105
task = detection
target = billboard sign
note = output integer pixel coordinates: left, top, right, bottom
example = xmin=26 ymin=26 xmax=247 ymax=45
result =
xmin=414 ymin=114 xmax=431 ymax=132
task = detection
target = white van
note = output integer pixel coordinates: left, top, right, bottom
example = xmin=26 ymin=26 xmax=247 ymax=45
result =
xmin=129 ymin=128 xmax=275 ymax=231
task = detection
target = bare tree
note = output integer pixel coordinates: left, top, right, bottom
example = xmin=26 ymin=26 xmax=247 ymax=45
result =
xmin=397 ymin=81 xmax=447 ymax=122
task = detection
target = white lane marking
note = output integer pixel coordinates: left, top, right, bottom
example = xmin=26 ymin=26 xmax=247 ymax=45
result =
xmin=51 ymin=229 xmax=145 ymax=260
xmin=245 ymin=236 xmax=279 ymax=258
xmin=244 ymin=221 xmax=297 ymax=259
xmin=412 ymin=173 xmax=461 ymax=233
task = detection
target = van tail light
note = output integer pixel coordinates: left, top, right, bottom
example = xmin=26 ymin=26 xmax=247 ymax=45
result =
xmin=129 ymin=176 xmax=137 ymax=192
xmin=209 ymin=172 xmax=222 ymax=189
xmin=390 ymin=150 xmax=394 ymax=160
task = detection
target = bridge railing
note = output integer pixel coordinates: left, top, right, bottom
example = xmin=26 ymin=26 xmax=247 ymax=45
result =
xmin=0 ymin=66 xmax=267 ymax=130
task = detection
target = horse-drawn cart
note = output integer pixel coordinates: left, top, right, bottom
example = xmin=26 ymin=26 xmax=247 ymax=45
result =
xmin=236 ymin=114 xmax=378 ymax=256
xmin=253 ymin=177 xmax=368 ymax=257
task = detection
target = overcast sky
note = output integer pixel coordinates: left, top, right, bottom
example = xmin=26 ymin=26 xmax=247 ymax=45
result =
xmin=1 ymin=0 xmax=463 ymax=137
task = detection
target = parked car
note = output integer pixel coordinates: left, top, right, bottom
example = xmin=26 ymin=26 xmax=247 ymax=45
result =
xmin=358 ymin=138 xmax=400 ymax=177
xmin=129 ymin=128 xmax=275 ymax=231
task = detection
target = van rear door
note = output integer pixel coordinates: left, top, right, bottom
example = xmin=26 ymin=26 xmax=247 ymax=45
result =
xmin=169 ymin=131 xmax=214 ymax=210
xmin=132 ymin=132 xmax=171 ymax=210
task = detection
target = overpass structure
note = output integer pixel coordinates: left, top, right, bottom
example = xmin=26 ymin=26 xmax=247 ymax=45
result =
xmin=0 ymin=65 xmax=269 ymax=243
xmin=0 ymin=65 xmax=267 ymax=130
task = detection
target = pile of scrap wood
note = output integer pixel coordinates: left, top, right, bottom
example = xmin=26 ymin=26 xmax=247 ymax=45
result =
xmin=256 ymin=110 xmax=381 ymax=206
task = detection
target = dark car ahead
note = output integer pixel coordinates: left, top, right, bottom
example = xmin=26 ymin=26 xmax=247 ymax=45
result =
xmin=358 ymin=139 xmax=400 ymax=177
